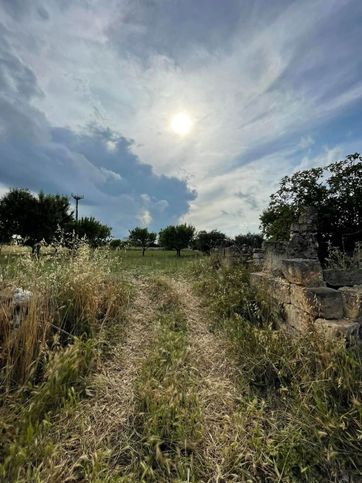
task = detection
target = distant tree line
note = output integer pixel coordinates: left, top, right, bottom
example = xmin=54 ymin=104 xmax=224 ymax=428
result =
xmin=110 ymin=225 xmax=263 ymax=257
xmin=0 ymin=189 xmax=264 ymax=256
xmin=0 ymin=188 xmax=111 ymax=247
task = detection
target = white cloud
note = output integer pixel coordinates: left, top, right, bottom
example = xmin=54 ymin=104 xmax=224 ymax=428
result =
xmin=138 ymin=209 xmax=152 ymax=227
xmin=1 ymin=0 xmax=362 ymax=235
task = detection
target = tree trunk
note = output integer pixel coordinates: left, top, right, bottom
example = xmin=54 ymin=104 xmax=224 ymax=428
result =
xmin=142 ymin=247 xmax=145 ymax=256
xmin=176 ymin=249 xmax=181 ymax=257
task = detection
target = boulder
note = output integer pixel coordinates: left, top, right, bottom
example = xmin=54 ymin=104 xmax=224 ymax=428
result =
xmin=281 ymin=259 xmax=325 ymax=287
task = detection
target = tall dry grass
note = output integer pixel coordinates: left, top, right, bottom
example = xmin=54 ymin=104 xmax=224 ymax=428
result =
xmin=0 ymin=245 xmax=128 ymax=389
xmin=0 ymin=245 xmax=131 ymax=481
xmin=193 ymin=256 xmax=362 ymax=481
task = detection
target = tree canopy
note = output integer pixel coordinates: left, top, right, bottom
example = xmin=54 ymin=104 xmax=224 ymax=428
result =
xmin=75 ymin=217 xmax=111 ymax=247
xmin=0 ymin=189 xmax=73 ymax=245
xmin=193 ymin=229 xmax=229 ymax=254
xmin=234 ymin=233 xmax=263 ymax=250
xmin=260 ymin=153 xmax=362 ymax=258
xmin=0 ymin=188 xmax=110 ymax=247
xmin=158 ymin=224 xmax=195 ymax=256
xmin=128 ymin=227 xmax=157 ymax=255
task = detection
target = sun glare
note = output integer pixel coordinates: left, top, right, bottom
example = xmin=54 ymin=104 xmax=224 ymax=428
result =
xmin=171 ymin=112 xmax=193 ymax=136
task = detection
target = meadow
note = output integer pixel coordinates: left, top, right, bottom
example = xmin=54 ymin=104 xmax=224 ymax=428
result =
xmin=0 ymin=245 xmax=361 ymax=482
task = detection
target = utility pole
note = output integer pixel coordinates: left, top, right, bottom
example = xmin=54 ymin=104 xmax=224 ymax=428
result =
xmin=71 ymin=194 xmax=84 ymax=223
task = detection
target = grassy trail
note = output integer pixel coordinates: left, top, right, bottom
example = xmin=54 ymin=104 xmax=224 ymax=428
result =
xmin=46 ymin=273 xmax=241 ymax=482
xmin=169 ymin=279 xmax=240 ymax=482
xmin=38 ymin=277 xmax=160 ymax=481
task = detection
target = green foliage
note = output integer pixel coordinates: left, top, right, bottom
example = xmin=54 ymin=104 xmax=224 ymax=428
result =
xmin=128 ymin=226 xmax=157 ymax=255
xmin=109 ymin=238 xmax=125 ymax=249
xmin=234 ymin=232 xmax=263 ymax=249
xmin=0 ymin=189 xmax=73 ymax=245
xmin=192 ymin=229 xmax=229 ymax=254
xmin=74 ymin=217 xmax=111 ymax=247
xmin=159 ymin=224 xmax=195 ymax=256
xmin=260 ymin=153 xmax=362 ymax=259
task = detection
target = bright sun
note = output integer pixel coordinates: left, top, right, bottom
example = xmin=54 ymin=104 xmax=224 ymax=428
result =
xmin=171 ymin=112 xmax=193 ymax=136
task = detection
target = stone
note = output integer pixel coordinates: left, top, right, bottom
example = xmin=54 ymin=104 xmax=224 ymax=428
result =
xmin=250 ymin=272 xmax=291 ymax=304
xmin=283 ymin=304 xmax=312 ymax=330
xmin=291 ymin=286 xmax=343 ymax=319
xmin=281 ymin=259 xmax=325 ymax=287
xmin=323 ymin=269 xmax=362 ymax=287
xmin=339 ymin=286 xmax=362 ymax=320
xmin=316 ymin=318 xmax=362 ymax=344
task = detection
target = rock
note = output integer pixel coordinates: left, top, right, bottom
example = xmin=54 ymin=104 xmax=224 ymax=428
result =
xmin=283 ymin=304 xmax=312 ymax=330
xmin=291 ymin=286 xmax=343 ymax=319
xmin=250 ymin=272 xmax=291 ymax=305
xmin=323 ymin=269 xmax=362 ymax=287
xmin=339 ymin=286 xmax=362 ymax=320
xmin=316 ymin=318 xmax=362 ymax=344
xmin=281 ymin=259 xmax=325 ymax=287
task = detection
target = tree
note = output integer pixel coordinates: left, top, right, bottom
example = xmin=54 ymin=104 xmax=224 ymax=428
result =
xmin=234 ymin=233 xmax=263 ymax=250
xmin=0 ymin=188 xmax=72 ymax=245
xmin=159 ymin=224 xmax=195 ymax=256
xmin=75 ymin=217 xmax=111 ymax=247
xmin=260 ymin=153 xmax=362 ymax=259
xmin=128 ymin=227 xmax=157 ymax=256
xmin=109 ymin=238 xmax=125 ymax=250
xmin=193 ymin=229 xmax=229 ymax=254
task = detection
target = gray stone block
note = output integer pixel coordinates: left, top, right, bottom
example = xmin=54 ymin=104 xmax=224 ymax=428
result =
xmin=291 ymin=286 xmax=343 ymax=319
xmin=323 ymin=269 xmax=362 ymax=287
xmin=281 ymin=259 xmax=325 ymax=287
xmin=316 ymin=318 xmax=362 ymax=344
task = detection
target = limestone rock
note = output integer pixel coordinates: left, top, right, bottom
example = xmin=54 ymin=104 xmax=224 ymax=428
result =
xmin=323 ymin=269 xmax=362 ymax=287
xmin=281 ymin=259 xmax=325 ymax=287
xmin=316 ymin=318 xmax=362 ymax=344
xmin=291 ymin=286 xmax=343 ymax=319
xmin=339 ymin=286 xmax=362 ymax=320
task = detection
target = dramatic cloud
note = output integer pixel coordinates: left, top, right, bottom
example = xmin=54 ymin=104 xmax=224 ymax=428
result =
xmin=1 ymin=0 xmax=362 ymax=235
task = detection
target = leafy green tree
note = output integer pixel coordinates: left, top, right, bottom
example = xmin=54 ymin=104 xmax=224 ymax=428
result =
xmin=234 ymin=233 xmax=263 ymax=249
xmin=128 ymin=227 xmax=157 ymax=256
xmin=193 ymin=230 xmax=229 ymax=254
xmin=260 ymin=153 xmax=362 ymax=259
xmin=74 ymin=217 xmax=111 ymax=247
xmin=159 ymin=224 xmax=195 ymax=256
xmin=109 ymin=238 xmax=125 ymax=250
xmin=0 ymin=188 xmax=72 ymax=245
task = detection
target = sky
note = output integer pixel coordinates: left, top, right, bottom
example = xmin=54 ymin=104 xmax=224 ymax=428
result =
xmin=0 ymin=0 xmax=362 ymax=237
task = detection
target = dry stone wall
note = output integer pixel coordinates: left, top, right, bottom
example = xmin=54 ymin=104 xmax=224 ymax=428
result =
xmin=250 ymin=208 xmax=362 ymax=345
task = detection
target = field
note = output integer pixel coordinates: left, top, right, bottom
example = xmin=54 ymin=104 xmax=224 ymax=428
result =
xmin=0 ymin=246 xmax=361 ymax=482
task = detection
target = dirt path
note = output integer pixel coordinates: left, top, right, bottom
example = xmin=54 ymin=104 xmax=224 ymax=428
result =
xmin=170 ymin=277 xmax=240 ymax=482
xmin=46 ymin=277 xmax=158 ymax=481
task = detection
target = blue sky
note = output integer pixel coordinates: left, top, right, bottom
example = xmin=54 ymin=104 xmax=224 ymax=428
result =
xmin=0 ymin=0 xmax=361 ymax=236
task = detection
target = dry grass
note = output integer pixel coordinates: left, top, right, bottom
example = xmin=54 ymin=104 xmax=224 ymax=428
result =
xmin=170 ymin=278 xmax=241 ymax=482
xmin=28 ymin=277 xmax=158 ymax=482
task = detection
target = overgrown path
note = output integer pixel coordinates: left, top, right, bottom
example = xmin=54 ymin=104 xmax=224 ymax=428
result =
xmin=43 ymin=274 xmax=241 ymax=482
xmin=170 ymin=278 xmax=240 ymax=482
xmin=44 ymin=276 xmax=160 ymax=481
